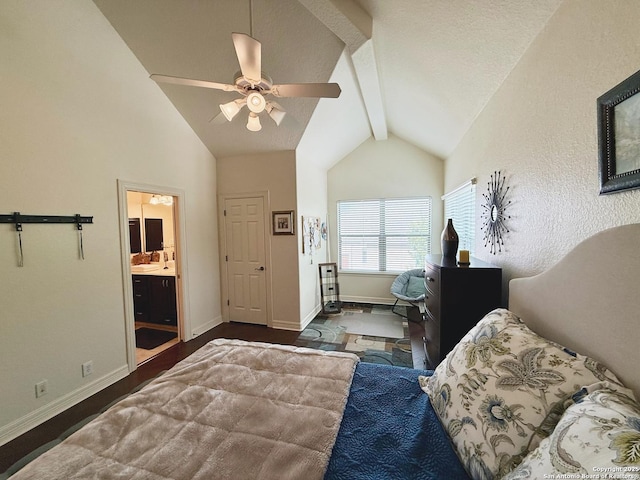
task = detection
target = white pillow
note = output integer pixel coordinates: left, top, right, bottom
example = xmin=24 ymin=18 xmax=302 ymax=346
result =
xmin=419 ymin=309 xmax=624 ymax=479
xmin=504 ymin=382 xmax=640 ymax=479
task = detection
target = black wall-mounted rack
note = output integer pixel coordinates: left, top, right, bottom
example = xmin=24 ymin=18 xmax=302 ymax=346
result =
xmin=1 ymin=212 xmax=94 ymax=266
xmin=0 ymin=212 xmax=93 ymax=228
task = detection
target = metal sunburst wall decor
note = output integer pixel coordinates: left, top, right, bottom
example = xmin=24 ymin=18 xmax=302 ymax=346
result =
xmin=481 ymin=170 xmax=511 ymax=254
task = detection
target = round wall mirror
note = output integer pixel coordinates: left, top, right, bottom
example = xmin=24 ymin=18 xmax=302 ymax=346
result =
xmin=481 ymin=171 xmax=511 ymax=254
xmin=490 ymin=204 xmax=498 ymax=222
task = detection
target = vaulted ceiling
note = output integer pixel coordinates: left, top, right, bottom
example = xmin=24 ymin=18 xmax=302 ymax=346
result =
xmin=93 ymin=0 xmax=563 ymax=167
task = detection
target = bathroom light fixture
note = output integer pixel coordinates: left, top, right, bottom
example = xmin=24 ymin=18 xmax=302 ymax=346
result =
xmin=149 ymin=195 xmax=173 ymax=206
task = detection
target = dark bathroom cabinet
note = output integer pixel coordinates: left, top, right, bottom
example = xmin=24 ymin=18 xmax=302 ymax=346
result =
xmin=132 ymin=275 xmax=177 ymax=326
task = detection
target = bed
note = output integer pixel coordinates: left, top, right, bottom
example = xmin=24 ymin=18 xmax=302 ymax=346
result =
xmin=4 ymin=224 xmax=639 ymax=480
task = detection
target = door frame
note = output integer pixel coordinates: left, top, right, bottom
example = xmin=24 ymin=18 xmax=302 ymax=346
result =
xmin=218 ymin=191 xmax=272 ymax=327
xmin=117 ymin=180 xmax=191 ymax=372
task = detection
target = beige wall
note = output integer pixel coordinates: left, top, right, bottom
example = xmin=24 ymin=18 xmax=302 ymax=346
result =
xmin=295 ymin=159 xmax=329 ymax=327
xmin=216 ymin=151 xmax=301 ymax=329
xmin=446 ymin=0 xmax=640 ymax=293
xmin=327 ymin=134 xmax=444 ymax=304
xmin=0 ymin=1 xmax=220 ymax=443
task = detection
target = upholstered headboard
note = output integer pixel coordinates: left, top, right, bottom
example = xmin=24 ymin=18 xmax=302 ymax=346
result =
xmin=509 ymin=223 xmax=640 ymax=398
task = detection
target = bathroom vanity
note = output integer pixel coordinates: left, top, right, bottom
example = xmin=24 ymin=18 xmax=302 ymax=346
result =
xmin=132 ymin=266 xmax=177 ymax=327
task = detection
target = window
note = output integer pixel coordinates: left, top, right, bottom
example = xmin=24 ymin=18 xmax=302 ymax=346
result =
xmin=442 ymin=178 xmax=476 ymax=254
xmin=337 ymin=197 xmax=432 ymax=273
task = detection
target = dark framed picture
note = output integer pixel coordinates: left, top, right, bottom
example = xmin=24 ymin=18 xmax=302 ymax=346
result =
xmin=597 ymin=68 xmax=640 ymax=194
xmin=272 ymin=211 xmax=294 ymax=235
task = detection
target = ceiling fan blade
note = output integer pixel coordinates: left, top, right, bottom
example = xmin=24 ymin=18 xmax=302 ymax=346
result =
xmin=270 ymin=83 xmax=341 ymax=98
xmin=209 ymin=111 xmax=229 ymax=125
xmin=150 ymin=74 xmax=237 ymax=92
xmin=232 ymin=32 xmax=261 ymax=85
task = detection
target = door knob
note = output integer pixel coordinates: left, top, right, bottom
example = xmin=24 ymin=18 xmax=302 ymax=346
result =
xmin=255 ymin=266 xmax=265 ymax=271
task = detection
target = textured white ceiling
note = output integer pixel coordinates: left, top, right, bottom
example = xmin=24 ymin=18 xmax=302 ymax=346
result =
xmin=93 ymin=0 xmax=562 ymax=162
xmin=359 ymin=0 xmax=563 ymax=158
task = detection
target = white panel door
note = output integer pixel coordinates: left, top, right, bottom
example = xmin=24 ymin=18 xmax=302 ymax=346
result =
xmin=224 ymin=196 xmax=267 ymax=325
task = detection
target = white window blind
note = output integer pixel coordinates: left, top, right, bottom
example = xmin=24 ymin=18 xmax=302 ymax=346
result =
xmin=442 ymin=178 xmax=476 ymax=254
xmin=337 ymin=197 xmax=432 ymax=273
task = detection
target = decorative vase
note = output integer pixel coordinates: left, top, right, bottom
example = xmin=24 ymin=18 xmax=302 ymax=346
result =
xmin=441 ymin=218 xmax=459 ymax=259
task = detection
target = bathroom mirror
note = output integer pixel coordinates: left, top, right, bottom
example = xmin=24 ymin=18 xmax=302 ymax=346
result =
xmin=145 ymin=218 xmax=163 ymax=252
xmin=128 ymin=218 xmax=142 ymax=254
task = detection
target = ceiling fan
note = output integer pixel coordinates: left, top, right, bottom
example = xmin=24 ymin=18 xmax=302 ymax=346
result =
xmin=150 ymin=32 xmax=341 ymax=132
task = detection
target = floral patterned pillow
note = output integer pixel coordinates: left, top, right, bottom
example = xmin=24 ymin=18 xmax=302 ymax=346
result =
xmin=419 ymin=308 xmax=623 ymax=480
xmin=504 ymin=383 xmax=640 ymax=480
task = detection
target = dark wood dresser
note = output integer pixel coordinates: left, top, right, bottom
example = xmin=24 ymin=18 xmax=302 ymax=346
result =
xmin=422 ymin=254 xmax=502 ymax=369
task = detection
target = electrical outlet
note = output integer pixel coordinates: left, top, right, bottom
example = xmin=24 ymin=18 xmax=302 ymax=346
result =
xmin=35 ymin=380 xmax=48 ymax=398
xmin=82 ymin=361 xmax=93 ymax=377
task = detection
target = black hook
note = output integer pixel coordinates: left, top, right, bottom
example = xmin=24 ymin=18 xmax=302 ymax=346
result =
xmin=13 ymin=211 xmax=22 ymax=232
xmin=14 ymin=212 xmax=24 ymax=267
xmin=76 ymin=214 xmax=85 ymax=260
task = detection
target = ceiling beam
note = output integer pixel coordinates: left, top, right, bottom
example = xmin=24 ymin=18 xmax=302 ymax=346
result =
xmin=298 ymin=0 xmax=387 ymax=140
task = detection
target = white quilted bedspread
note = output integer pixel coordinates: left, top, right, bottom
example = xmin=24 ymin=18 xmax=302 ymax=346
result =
xmin=12 ymin=339 xmax=359 ymax=480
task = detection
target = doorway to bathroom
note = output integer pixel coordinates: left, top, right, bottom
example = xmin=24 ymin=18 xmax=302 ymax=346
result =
xmin=118 ymin=181 xmax=189 ymax=371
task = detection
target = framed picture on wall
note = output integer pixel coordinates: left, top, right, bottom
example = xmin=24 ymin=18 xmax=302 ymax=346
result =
xmin=597 ymin=68 xmax=640 ymax=194
xmin=272 ymin=211 xmax=295 ymax=235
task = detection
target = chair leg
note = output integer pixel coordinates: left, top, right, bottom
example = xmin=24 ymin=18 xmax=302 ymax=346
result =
xmin=392 ymin=299 xmax=425 ymax=323
xmin=391 ymin=299 xmax=408 ymax=318
xmin=406 ymin=302 xmax=425 ymax=324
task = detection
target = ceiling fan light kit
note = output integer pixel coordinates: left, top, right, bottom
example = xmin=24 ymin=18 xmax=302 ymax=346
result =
xmin=246 ymin=91 xmax=266 ymax=113
xmin=219 ymin=98 xmax=246 ymax=121
xmin=266 ymin=102 xmax=286 ymax=126
xmin=246 ymin=112 xmax=262 ymax=132
xmin=150 ymin=26 xmax=341 ymax=133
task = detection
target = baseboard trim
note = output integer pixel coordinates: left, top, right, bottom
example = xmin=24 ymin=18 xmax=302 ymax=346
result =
xmin=0 ymin=365 xmax=129 ymax=447
xmin=271 ymin=318 xmax=303 ymax=331
xmin=191 ymin=315 xmax=223 ymax=338
xmin=300 ymin=304 xmax=322 ymax=330
xmin=341 ymin=295 xmax=395 ymax=305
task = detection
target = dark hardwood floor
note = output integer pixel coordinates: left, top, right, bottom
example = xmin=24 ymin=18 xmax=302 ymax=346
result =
xmin=1 ymin=315 xmax=426 ymax=472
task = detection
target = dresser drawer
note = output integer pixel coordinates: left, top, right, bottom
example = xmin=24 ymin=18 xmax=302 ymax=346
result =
xmin=132 ymin=276 xmax=148 ymax=295
xmin=423 ymin=309 xmax=440 ymax=369
xmin=424 ymin=290 xmax=440 ymax=320
xmin=423 ymin=266 xmax=440 ymax=295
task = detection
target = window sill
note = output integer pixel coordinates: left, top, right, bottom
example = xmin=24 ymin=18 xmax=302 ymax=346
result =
xmin=338 ymin=270 xmax=402 ymax=277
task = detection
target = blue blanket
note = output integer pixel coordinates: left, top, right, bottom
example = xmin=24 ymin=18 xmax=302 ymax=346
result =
xmin=326 ymin=362 xmax=471 ymax=480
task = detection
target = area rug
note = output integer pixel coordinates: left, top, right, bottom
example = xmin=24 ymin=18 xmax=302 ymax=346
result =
xmin=135 ymin=328 xmax=177 ymax=350
xmin=332 ymin=311 xmax=404 ymax=339
xmin=295 ymin=305 xmax=413 ymax=368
